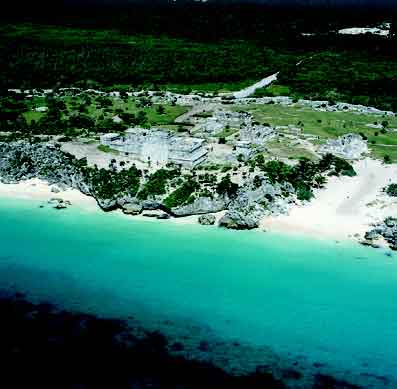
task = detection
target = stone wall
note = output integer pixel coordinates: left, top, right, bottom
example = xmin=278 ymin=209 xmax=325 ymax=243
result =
xmin=100 ymin=128 xmax=208 ymax=168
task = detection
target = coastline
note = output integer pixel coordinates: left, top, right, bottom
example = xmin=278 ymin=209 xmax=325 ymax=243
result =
xmin=262 ymin=159 xmax=397 ymax=243
xmin=0 ymin=157 xmax=396 ymax=245
xmin=0 ymin=178 xmax=99 ymax=212
xmin=0 ymin=178 xmax=208 ymax=226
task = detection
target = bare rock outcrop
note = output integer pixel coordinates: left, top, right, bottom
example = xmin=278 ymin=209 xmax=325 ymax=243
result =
xmin=172 ymin=197 xmax=227 ymax=217
xmin=198 ymin=214 xmax=216 ymax=225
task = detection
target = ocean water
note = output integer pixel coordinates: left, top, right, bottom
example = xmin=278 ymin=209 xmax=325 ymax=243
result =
xmin=1 ymin=197 xmax=397 ymax=385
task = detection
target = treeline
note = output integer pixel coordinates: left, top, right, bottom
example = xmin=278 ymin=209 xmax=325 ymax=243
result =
xmin=277 ymin=50 xmax=397 ymax=112
xmin=0 ymin=4 xmax=396 ymax=110
xmin=1 ymin=2 xmax=395 ymax=43
xmin=0 ymin=34 xmax=292 ymax=90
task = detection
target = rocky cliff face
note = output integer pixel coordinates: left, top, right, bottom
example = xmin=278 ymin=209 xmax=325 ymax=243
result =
xmin=0 ymin=141 xmax=84 ymax=188
xmin=0 ymin=141 xmax=295 ymax=230
xmin=218 ymin=176 xmax=294 ymax=230
xmin=171 ymin=196 xmax=227 ymax=216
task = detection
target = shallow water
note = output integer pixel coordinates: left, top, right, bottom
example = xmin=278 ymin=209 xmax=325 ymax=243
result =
xmin=1 ymin=197 xmax=396 ymax=385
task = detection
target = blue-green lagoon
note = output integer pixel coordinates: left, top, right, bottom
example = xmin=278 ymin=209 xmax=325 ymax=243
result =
xmin=1 ymin=197 xmax=396 ymax=387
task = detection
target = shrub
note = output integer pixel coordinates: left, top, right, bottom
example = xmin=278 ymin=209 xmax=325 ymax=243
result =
xmin=163 ymin=179 xmax=200 ymax=208
xmin=385 ymin=183 xmax=397 ymax=197
xmin=137 ymin=168 xmax=179 ymax=200
xmin=296 ymin=183 xmax=314 ymax=201
xmin=57 ymin=136 xmax=72 ymax=142
xmin=384 ymin=155 xmax=392 ymax=164
xmin=216 ymin=174 xmax=239 ymax=198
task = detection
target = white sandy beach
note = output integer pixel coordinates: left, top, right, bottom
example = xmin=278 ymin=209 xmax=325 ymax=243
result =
xmin=0 ymin=178 xmax=99 ymax=211
xmin=0 ymin=178 xmax=203 ymax=225
xmin=0 ymin=159 xmax=396 ymax=241
xmin=262 ymin=159 xmax=397 ymax=240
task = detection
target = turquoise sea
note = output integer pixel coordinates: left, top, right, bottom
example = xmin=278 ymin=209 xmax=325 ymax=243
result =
xmin=1 ymin=197 xmax=397 ymax=386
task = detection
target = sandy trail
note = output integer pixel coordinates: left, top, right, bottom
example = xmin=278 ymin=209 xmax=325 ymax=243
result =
xmin=233 ymin=72 xmax=278 ymax=99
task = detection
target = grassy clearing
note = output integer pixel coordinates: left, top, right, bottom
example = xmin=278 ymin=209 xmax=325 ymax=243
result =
xmin=254 ymin=84 xmax=291 ymax=97
xmin=215 ymin=127 xmax=239 ymax=139
xmin=264 ymin=138 xmax=318 ymax=161
xmin=97 ymin=144 xmax=119 ymax=154
xmin=370 ymin=144 xmax=397 ymax=162
xmin=23 ymin=111 xmax=44 ymax=124
xmin=160 ymin=80 xmax=255 ymax=94
xmin=238 ymin=103 xmax=397 ymax=161
xmin=24 ymin=95 xmax=189 ymax=128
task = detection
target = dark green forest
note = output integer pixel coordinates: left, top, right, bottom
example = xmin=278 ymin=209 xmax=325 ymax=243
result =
xmin=0 ymin=4 xmax=396 ymax=110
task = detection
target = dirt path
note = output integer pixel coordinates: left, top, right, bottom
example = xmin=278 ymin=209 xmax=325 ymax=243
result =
xmin=232 ymin=72 xmax=279 ymax=99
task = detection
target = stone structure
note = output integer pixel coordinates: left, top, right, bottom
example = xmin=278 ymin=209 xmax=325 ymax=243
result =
xmin=100 ymin=128 xmax=207 ymax=168
xmin=240 ymin=124 xmax=274 ymax=144
xmin=195 ymin=110 xmax=250 ymax=136
xmin=318 ymin=133 xmax=368 ymax=160
xmin=235 ymin=141 xmax=254 ymax=160
xmin=195 ymin=110 xmax=275 ymax=146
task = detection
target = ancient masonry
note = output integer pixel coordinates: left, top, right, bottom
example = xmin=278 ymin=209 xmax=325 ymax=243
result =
xmin=100 ymin=128 xmax=208 ymax=168
xmin=318 ymin=133 xmax=368 ymax=160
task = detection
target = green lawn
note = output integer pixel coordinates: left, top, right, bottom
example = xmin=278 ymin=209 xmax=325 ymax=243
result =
xmin=97 ymin=144 xmax=119 ymax=154
xmin=238 ymin=104 xmax=397 ymax=161
xmin=215 ymin=127 xmax=239 ymax=139
xmin=24 ymin=95 xmax=189 ymax=128
xmin=23 ymin=111 xmax=44 ymax=124
xmin=254 ymin=84 xmax=291 ymax=97
xmin=264 ymin=138 xmax=318 ymax=161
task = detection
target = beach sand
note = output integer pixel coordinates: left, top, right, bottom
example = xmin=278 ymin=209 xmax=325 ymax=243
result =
xmin=261 ymin=159 xmax=397 ymax=240
xmin=0 ymin=178 xmax=204 ymax=225
xmin=0 ymin=178 xmax=98 ymax=211
xmin=1 ymin=159 xmax=396 ymax=241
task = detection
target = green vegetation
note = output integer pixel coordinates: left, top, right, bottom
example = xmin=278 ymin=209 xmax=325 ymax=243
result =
xmin=264 ymin=139 xmax=318 ymax=161
xmin=97 ymin=144 xmax=119 ymax=154
xmin=249 ymin=153 xmax=356 ymax=201
xmin=137 ymin=168 xmax=179 ymax=200
xmin=216 ymin=174 xmax=239 ymax=198
xmin=278 ymin=51 xmax=397 ymax=112
xmin=385 ymin=183 xmax=397 ymax=197
xmin=0 ymin=23 xmax=295 ymax=91
xmin=0 ymin=92 xmax=188 ymax=136
xmin=253 ymin=84 xmax=291 ymax=98
xmin=82 ymin=164 xmax=142 ymax=200
xmin=163 ymin=178 xmax=200 ymax=208
xmin=1 ymin=7 xmax=396 ymax=110
xmin=215 ymin=127 xmax=239 ymax=139
xmin=239 ymin=104 xmax=397 ymax=162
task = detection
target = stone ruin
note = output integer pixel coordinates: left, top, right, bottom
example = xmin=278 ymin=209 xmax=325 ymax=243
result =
xmin=239 ymin=123 xmax=274 ymax=144
xmin=195 ymin=110 xmax=275 ymax=144
xmin=100 ymin=128 xmax=208 ymax=168
xmin=318 ymin=133 xmax=368 ymax=160
xmin=195 ymin=110 xmax=251 ymax=136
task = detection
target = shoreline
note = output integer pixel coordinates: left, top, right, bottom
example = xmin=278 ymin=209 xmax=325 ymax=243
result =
xmin=0 ymin=158 xmax=396 ymax=246
xmin=0 ymin=178 xmax=99 ymax=212
xmin=262 ymin=159 xmax=397 ymax=243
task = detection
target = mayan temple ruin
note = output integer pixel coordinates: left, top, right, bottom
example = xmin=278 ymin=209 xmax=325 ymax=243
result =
xmin=100 ymin=128 xmax=208 ymax=168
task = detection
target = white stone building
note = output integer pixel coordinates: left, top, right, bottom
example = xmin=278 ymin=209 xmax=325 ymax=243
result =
xmin=100 ymin=128 xmax=207 ymax=168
